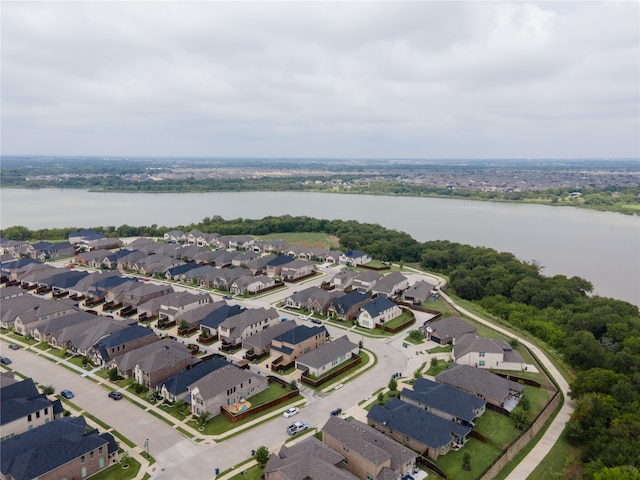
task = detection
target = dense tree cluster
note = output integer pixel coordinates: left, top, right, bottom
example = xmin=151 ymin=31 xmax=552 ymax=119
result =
xmin=419 ymin=239 xmax=640 ymax=476
xmin=2 ymin=215 xmax=639 ymax=476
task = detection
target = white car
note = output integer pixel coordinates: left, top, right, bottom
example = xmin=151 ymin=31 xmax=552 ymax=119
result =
xmin=283 ymin=407 xmax=299 ymax=418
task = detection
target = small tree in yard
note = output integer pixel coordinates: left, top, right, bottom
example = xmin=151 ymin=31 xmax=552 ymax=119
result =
xmin=462 ymin=452 xmax=471 ymax=471
xmin=408 ymin=330 xmax=423 ymax=342
xmin=510 ymin=405 xmax=529 ymax=430
xmin=108 ymin=367 xmax=120 ymax=382
xmin=41 ymin=385 xmax=55 ymax=396
xmin=196 ymin=411 xmax=211 ymax=427
xmin=430 ymin=356 xmax=439 ymax=369
xmin=518 ymin=395 xmax=530 ymax=411
xmin=388 ymin=376 xmax=398 ymax=393
xmin=255 ymin=445 xmax=270 ymax=466
xmin=377 ymin=391 xmax=385 ymax=404
xmin=179 ymin=319 xmax=188 ymax=331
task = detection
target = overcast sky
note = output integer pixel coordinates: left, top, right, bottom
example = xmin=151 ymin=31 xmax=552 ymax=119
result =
xmin=2 ymin=1 xmax=638 ymax=159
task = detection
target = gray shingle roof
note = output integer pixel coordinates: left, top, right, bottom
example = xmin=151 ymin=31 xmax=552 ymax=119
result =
xmin=159 ymin=357 xmax=230 ymax=397
xmin=322 ymin=416 xmax=416 ymax=472
xmin=427 ymin=316 xmax=477 ymax=342
xmin=367 ymin=398 xmax=471 ymax=449
xmin=0 ymin=378 xmax=51 ymax=426
xmin=401 ymin=377 xmax=486 ymax=423
xmin=273 ymin=325 xmax=328 ymax=345
xmin=296 ymin=335 xmax=357 ymax=369
xmin=0 ymin=416 xmax=116 ymax=480
xmin=435 ymin=363 xmax=524 ymax=403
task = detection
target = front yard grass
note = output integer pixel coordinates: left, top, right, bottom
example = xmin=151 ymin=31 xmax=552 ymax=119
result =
xmin=424 ymin=358 xmax=451 ymax=377
xmin=228 ymin=464 xmax=263 ymax=480
xmin=89 ymin=457 xmax=141 ymax=480
xmin=435 ymin=437 xmax=503 ymax=480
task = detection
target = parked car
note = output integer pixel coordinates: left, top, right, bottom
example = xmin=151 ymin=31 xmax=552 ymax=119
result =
xmin=8 ymin=344 xmax=20 ymax=350
xmin=286 ymin=421 xmax=309 ymax=436
xmin=311 ymin=318 xmax=322 ymax=324
xmin=298 ymin=315 xmax=309 ymax=320
xmin=108 ymin=391 xmax=123 ymax=400
xmin=0 ymin=356 xmax=12 ymax=365
xmin=283 ymin=407 xmax=299 ymax=418
xmin=60 ymin=389 xmax=75 ymax=399
xmin=223 ymin=295 xmax=233 ymax=300
xmin=330 ymin=407 xmax=342 ymax=416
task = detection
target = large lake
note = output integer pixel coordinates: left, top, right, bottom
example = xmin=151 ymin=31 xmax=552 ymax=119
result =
xmin=1 ymin=188 xmax=638 ymax=305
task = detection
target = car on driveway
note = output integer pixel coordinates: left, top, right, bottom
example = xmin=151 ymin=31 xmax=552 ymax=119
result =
xmin=283 ymin=407 xmax=299 ymax=418
xmin=286 ymin=421 xmax=309 ymax=436
xmin=108 ymin=391 xmax=123 ymax=400
xmin=0 ymin=356 xmax=12 ymax=365
xmin=60 ymin=389 xmax=75 ymax=399
xmin=8 ymin=344 xmax=20 ymax=350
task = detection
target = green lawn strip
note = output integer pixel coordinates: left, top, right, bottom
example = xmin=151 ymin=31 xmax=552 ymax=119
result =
xmin=176 ymin=426 xmax=195 ymax=439
xmin=229 ymin=463 xmax=264 ymax=479
xmin=110 ymin=429 xmax=137 ymax=449
xmin=306 ymin=349 xmax=374 ymax=391
xmin=424 ymin=359 xmax=451 ymax=377
xmin=434 ymin=437 xmax=503 ymax=480
xmin=218 ymin=456 xmax=256 ymax=479
xmin=474 ymin=409 xmax=520 ymax=448
xmin=364 ymin=391 xmax=399 ymax=411
xmin=34 ymin=342 xmax=50 ymax=351
xmin=87 ymin=457 xmax=141 ymax=480
xmin=157 ymin=402 xmax=192 ymax=422
xmin=403 ymin=336 xmax=424 ymax=345
xmin=383 ymin=312 xmax=414 ymax=329
xmin=147 ymin=409 xmax=176 ymax=427
xmin=58 ymin=397 xmax=81 ymax=410
xmin=83 ymin=412 xmax=111 ymax=431
xmin=427 ymin=345 xmax=452 ymax=354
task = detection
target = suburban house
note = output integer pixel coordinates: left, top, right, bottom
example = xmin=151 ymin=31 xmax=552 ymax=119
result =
xmin=110 ymin=338 xmax=194 ymax=380
xmin=339 ymin=250 xmax=371 ymax=267
xmin=308 ymin=289 xmax=346 ymax=316
xmin=243 ymin=254 xmax=278 ymax=275
xmin=116 ymin=250 xmax=148 ymax=270
xmin=241 ymin=321 xmax=298 ymax=357
xmin=0 ymin=416 xmax=118 ymax=480
xmin=281 ymin=259 xmax=316 ymax=281
xmin=133 ymin=342 xmax=200 ymax=388
xmin=351 ymin=271 xmax=383 ymax=293
xmin=270 ymin=325 xmax=330 ymax=366
xmin=0 ymin=378 xmax=64 ymax=441
xmin=157 ymin=357 xmax=231 ymax=403
xmin=83 ymin=276 xmax=135 ymax=303
xmin=231 ymin=250 xmax=262 ymax=267
xmin=322 ymin=416 xmax=418 ymax=480
xmin=371 ymin=271 xmax=410 ymax=298
xmin=49 ymin=317 xmax=135 ymax=357
xmin=401 ymin=377 xmax=486 ymax=427
xmin=164 ymin=262 xmax=201 ymax=281
xmin=229 ymin=274 xmax=276 ymax=295
xmin=157 ymin=291 xmax=214 ymax=323
xmin=435 ymin=363 xmax=524 ymax=411
xmin=328 ymin=291 xmax=371 ymax=321
xmin=198 ymin=304 xmax=246 ymax=339
xmin=420 ymin=316 xmax=477 ymax=345
xmin=86 ymin=237 xmax=123 ymax=251
xmin=218 ymin=307 xmax=280 ymax=349
xmin=265 ymin=255 xmax=296 ymax=277
xmin=329 ymin=269 xmax=359 ymax=291
xmin=179 ymin=265 xmax=218 ymax=284
xmin=0 ymin=239 xmax=30 ymax=257
xmin=310 ymin=248 xmax=343 ymax=264
xmin=89 ymin=324 xmax=158 ymax=366
xmin=68 ymin=229 xmax=106 ymax=245
xmin=120 ymin=283 xmax=174 ymax=308
xmin=0 ymin=286 xmax=26 ymax=301
xmin=356 ymin=296 xmax=402 ymax=330
xmin=13 ymin=298 xmax=80 ymax=335
xmin=25 ymin=241 xmax=76 ymax=260
xmin=454 ymin=333 xmax=526 ymax=371
xmin=403 ymin=280 xmax=436 ymax=305
xmin=264 ymin=437 xmax=359 ymax=480
xmin=164 ymin=230 xmax=186 ymax=243
xmin=188 ymin=364 xmax=268 ymax=416
xmin=252 ymin=239 xmax=289 ymax=254
xmin=284 ymin=286 xmax=320 ymax=310
xmin=367 ymin=398 xmax=472 ymax=459
xmin=126 ymin=237 xmax=158 ymax=251
xmin=295 ymin=335 xmax=359 ymax=378
xmin=31 ymin=310 xmax=103 ymax=348
xmin=0 ymin=295 xmax=73 ymax=330
xmin=201 ymin=266 xmax=251 ymax=290
xmin=2 ymin=258 xmax=51 ymax=281
xmin=173 ymin=300 xmax=226 ymax=329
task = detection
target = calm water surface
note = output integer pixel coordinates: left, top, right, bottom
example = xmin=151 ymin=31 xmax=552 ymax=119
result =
xmin=1 ymin=188 xmax=638 ymax=305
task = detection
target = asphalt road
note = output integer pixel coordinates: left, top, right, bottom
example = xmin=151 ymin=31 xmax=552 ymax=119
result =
xmin=1 ymin=264 xmax=571 ymax=480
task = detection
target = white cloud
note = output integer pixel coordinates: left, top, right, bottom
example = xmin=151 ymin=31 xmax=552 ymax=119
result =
xmin=1 ymin=1 xmax=638 ymax=158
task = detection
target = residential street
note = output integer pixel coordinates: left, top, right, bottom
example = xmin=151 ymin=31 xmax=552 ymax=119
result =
xmin=0 ymin=265 xmax=572 ymax=480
